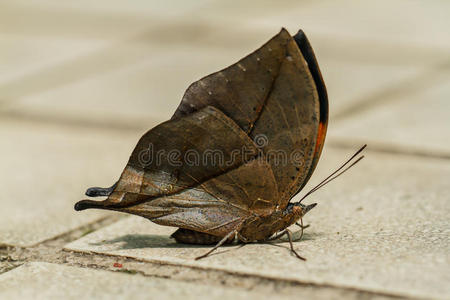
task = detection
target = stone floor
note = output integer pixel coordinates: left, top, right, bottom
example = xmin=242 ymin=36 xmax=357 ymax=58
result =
xmin=1 ymin=1 xmax=449 ymax=299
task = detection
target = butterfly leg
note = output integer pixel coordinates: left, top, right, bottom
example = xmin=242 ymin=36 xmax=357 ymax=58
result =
xmin=85 ymin=182 xmax=118 ymax=197
xmin=267 ymin=229 xmax=288 ymax=241
xmin=286 ymin=229 xmax=306 ymax=261
xmin=294 ymin=218 xmax=310 ymax=241
xmin=295 ymin=222 xmax=310 ymax=230
xmin=195 ymin=229 xmax=237 ymax=260
xmin=268 ymin=219 xmax=309 ymax=242
xmin=236 ymin=232 xmax=251 ymax=243
xmin=266 ymin=229 xmax=306 ymax=260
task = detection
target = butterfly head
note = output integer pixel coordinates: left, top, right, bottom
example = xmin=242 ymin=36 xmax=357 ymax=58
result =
xmin=292 ymin=202 xmax=317 ymax=218
xmin=283 ymin=202 xmax=317 ymax=227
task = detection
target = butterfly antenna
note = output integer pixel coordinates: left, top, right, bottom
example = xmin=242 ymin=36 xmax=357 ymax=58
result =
xmin=307 ymin=156 xmax=364 ymax=195
xmin=299 ymin=145 xmax=366 ymax=203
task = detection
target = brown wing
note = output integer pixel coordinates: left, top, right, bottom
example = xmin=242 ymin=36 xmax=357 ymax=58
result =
xmin=172 ymin=28 xmax=328 ymax=204
xmin=75 ymin=106 xmax=259 ymax=210
xmin=77 ymin=28 xmax=328 ymax=221
xmin=172 ymin=28 xmax=293 ymax=133
xmin=117 ymin=159 xmax=279 ymax=237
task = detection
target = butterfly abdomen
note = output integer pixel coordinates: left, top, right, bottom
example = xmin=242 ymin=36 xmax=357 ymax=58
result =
xmin=171 ymin=228 xmax=234 ymax=245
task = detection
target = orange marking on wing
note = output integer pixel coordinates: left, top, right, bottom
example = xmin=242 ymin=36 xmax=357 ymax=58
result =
xmin=314 ymin=121 xmax=327 ymax=156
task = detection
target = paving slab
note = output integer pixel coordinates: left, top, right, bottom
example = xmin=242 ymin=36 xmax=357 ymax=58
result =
xmin=320 ymin=59 xmax=423 ymax=117
xmin=1 ymin=0 xmax=216 ymax=20
xmin=329 ymin=71 xmax=450 ymax=157
xmin=5 ymin=45 xmax=247 ymax=128
xmin=3 ymin=33 xmax=426 ymax=128
xmin=3 ymin=0 xmax=442 ymax=127
xmin=0 ymin=35 xmax=107 ymax=87
xmin=198 ymin=0 xmax=450 ymax=51
xmin=65 ymin=147 xmax=450 ymax=299
xmin=0 ymin=0 xmax=220 ymax=106
xmin=0 ymin=119 xmax=142 ymax=247
xmin=0 ymin=1 xmax=214 ymax=39
xmin=0 ymin=262 xmax=295 ymax=300
xmin=0 ymin=36 xmax=181 ymax=109
xmin=0 ymin=1 xmax=160 ymax=96
xmin=195 ymin=0 xmax=450 ymax=81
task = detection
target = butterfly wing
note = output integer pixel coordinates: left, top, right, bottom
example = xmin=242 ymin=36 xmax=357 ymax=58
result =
xmin=291 ymin=29 xmax=328 ymax=196
xmin=117 ymin=159 xmax=279 ymax=237
xmin=172 ymin=28 xmax=328 ymax=205
xmin=171 ymin=29 xmax=293 ymax=133
xmin=77 ymin=28 xmax=328 ymax=230
xmin=75 ymin=106 xmax=259 ymax=211
xmin=76 ymin=104 xmax=279 ymax=236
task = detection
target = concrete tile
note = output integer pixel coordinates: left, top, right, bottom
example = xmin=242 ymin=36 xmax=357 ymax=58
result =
xmin=2 ymin=0 xmax=216 ymax=19
xmin=3 ymin=0 xmax=438 ymax=126
xmin=193 ymin=0 xmax=450 ymax=74
xmin=198 ymin=0 xmax=450 ymax=51
xmin=2 ymin=0 xmax=448 ymax=119
xmin=0 ymin=41 xmax=186 ymax=109
xmin=0 ymin=261 xmax=19 ymax=275
xmin=0 ymin=1 xmax=213 ymax=39
xmin=307 ymin=35 xmax=449 ymax=68
xmin=0 ymin=262 xmax=291 ymax=300
xmin=0 ymin=1 xmax=158 ymax=89
xmin=65 ymin=148 xmax=450 ymax=299
xmin=4 ymin=33 xmax=424 ymax=126
xmin=0 ymin=28 xmax=191 ymax=105
xmin=0 ymin=35 xmax=107 ymax=86
xmin=0 ymin=0 xmax=219 ymax=103
xmin=329 ymin=71 xmax=450 ymax=157
xmin=0 ymin=119 xmax=142 ymax=247
xmin=5 ymin=45 xmax=247 ymax=127
xmin=320 ymin=59 xmax=422 ymax=117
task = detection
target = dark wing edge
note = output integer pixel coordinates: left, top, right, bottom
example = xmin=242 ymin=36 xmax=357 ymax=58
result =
xmin=292 ymin=29 xmax=329 ymax=196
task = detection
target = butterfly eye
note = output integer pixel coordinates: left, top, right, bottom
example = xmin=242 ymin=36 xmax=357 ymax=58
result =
xmin=291 ymin=206 xmax=304 ymax=218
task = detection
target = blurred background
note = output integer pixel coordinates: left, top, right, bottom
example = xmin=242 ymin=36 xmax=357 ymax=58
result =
xmin=0 ymin=0 xmax=449 ymax=281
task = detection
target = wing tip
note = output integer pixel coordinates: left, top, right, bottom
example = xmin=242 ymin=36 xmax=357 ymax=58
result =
xmin=74 ymin=200 xmax=92 ymax=211
xmin=74 ymin=199 xmax=112 ymax=211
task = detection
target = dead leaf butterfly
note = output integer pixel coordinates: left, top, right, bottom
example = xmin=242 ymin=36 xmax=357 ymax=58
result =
xmin=75 ymin=28 xmax=365 ymax=260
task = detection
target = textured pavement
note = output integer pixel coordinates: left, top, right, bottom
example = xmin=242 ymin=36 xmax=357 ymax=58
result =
xmin=0 ymin=262 xmax=299 ymax=300
xmin=1 ymin=1 xmax=449 ymax=299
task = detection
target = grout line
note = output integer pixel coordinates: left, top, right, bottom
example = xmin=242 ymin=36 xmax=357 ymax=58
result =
xmin=6 ymin=247 xmax=413 ymax=299
xmin=36 ymin=215 xmax=123 ymax=246
xmin=0 ymin=213 xmax=415 ymax=299
xmin=63 ymin=252 xmax=415 ymax=299
xmin=0 ymin=262 xmax=23 ymax=276
xmin=0 ymin=215 xmax=123 ymax=249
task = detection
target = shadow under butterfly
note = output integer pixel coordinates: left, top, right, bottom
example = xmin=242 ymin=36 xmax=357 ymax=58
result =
xmin=75 ymin=28 xmax=365 ymax=260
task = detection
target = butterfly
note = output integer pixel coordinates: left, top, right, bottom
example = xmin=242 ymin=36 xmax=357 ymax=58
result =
xmin=75 ymin=28 xmax=365 ymax=260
